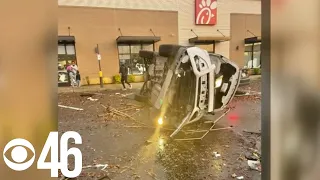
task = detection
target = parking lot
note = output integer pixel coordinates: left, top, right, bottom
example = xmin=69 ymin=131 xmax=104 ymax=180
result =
xmin=58 ymin=78 xmax=261 ymax=180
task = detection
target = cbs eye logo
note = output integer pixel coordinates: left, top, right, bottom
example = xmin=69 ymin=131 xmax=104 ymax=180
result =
xmin=3 ymin=138 xmax=36 ymax=171
xmin=2 ymin=132 xmax=83 ymax=178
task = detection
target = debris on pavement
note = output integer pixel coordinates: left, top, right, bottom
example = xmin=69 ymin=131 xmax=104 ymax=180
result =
xmin=247 ymin=160 xmax=261 ymax=171
xmin=100 ymin=103 xmax=147 ymax=126
xmin=97 ymin=174 xmax=112 ymax=180
xmin=80 ymin=93 xmax=95 ymax=97
xmin=235 ymin=92 xmax=260 ymax=97
xmin=83 ymin=164 xmax=109 ymax=171
xmin=248 ymin=148 xmax=261 ymax=157
xmin=87 ymin=97 xmax=99 ymax=101
xmin=238 ymin=154 xmax=246 ymax=161
xmin=245 ymin=152 xmax=259 ymax=161
xmin=58 ymin=77 xmax=262 ymax=180
xmin=121 ymin=93 xmax=134 ymax=97
xmin=236 ymin=89 xmax=261 ymax=96
xmin=213 ymin=152 xmax=221 ymax=158
xmin=76 ymin=163 xmax=112 ymax=180
xmin=243 ymin=129 xmax=261 ymax=135
xmin=146 ymin=169 xmax=158 ymax=180
xmin=145 ymin=140 xmax=152 ymax=145
xmin=58 ymin=105 xmax=83 ymax=111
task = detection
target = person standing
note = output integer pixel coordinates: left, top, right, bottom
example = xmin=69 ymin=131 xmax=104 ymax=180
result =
xmin=119 ymin=63 xmax=132 ymax=90
xmin=66 ymin=63 xmax=75 ymax=87
xmin=76 ymin=70 xmax=81 ymax=87
xmin=71 ymin=61 xmax=78 ymax=71
xmin=70 ymin=61 xmax=78 ymax=87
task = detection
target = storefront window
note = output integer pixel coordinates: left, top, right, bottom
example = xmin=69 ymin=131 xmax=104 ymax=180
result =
xmin=244 ymin=43 xmax=261 ymax=68
xmin=142 ymin=44 xmax=153 ymax=51
xmin=66 ymin=44 xmax=75 ymax=55
xmin=118 ymin=44 xmax=151 ymax=75
xmin=58 ymin=44 xmax=76 ymax=55
xmin=58 ymin=45 xmax=66 ymax=54
xmin=58 ymin=42 xmax=77 ymax=85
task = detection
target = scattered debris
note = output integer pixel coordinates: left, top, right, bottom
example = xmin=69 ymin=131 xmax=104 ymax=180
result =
xmin=243 ymin=129 xmax=261 ymax=135
xmin=235 ymin=90 xmax=261 ymax=97
xmin=100 ymin=103 xmax=147 ymax=126
xmin=213 ymin=152 xmax=221 ymax=158
xmin=58 ymin=105 xmax=83 ymax=111
xmin=253 ymin=153 xmax=260 ymax=160
xmin=231 ymin=173 xmax=237 ymax=178
xmin=97 ymin=175 xmax=112 ymax=180
xmin=146 ymin=169 xmax=158 ymax=180
xmin=119 ymin=166 xmax=131 ymax=174
xmin=236 ymin=176 xmax=244 ymax=179
xmin=80 ymin=93 xmax=95 ymax=97
xmin=247 ymin=160 xmax=261 ymax=171
xmin=87 ymin=97 xmax=99 ymax=101
xmin=83 ymin=164 xmax=109 ymax=171
xmin=235 ymin=93 xmax=260 ymax=97
xmin=248 ymin=148 xmax=261 ymax=157
xmin=118 ymin=107 xmax=140 ymax=112
xmin=121 ymin=93 xmax=134 ymax=97
xmin=245 ymin=152 xmax=259 ymax=161
xmin=145 ymin=140 xmax=152 ymax=145
xmin=132 ymin=174 xmax=141 ymax=179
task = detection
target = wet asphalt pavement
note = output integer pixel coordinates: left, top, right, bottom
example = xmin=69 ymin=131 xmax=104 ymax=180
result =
xmin=58 ymin=79 xmax=261 ymax=180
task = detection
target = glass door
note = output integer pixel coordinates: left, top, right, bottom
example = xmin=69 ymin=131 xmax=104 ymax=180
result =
xmin=58 ymin=60 xmax=71 ymax=84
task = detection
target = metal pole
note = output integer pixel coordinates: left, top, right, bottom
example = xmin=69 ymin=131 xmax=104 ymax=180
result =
xmin=251 ymin=43 xmax=254 ymax=69
xmin=96 ymin=44 xmax=103 ymax=88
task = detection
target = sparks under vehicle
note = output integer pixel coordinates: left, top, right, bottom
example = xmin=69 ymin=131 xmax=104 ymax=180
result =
xmin=136 ymin=45 xmax=241 ymax=138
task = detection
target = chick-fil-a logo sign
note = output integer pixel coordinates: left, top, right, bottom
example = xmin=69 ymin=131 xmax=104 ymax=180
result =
xmin=195 ymin=0 xmax=217 ymax=25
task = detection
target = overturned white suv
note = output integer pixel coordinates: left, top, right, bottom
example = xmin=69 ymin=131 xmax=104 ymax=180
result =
xmin=136 ymin=45 xmax=241 ymax=138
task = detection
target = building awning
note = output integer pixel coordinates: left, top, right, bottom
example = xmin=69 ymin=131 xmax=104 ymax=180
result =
xmin=116 ymin=36 xmax=161 ymax=45
xmin=189 ymin=36 xmax=230 ymax=44
xmin=58 ymin=36 xmax=75 ymax=43
xmin=245 ymin=36 xmax=261 ymax=44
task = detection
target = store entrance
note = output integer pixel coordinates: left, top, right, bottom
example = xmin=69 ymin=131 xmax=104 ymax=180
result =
xmin=58 ymin=59 xmax=76 ymax=87
xmin=58 ymin=36 xmax=76 ymax=87
xmin=244 ymin=42 xmax=261 ymax=69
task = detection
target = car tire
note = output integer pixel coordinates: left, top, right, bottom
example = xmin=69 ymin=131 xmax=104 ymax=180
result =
xmin=139 ymin=50 xmax=157 ymax=59
xmin=159 ymin=44 xmax=183 ymax=57
xmin=134 ymin=94 xmax=148 ymax=103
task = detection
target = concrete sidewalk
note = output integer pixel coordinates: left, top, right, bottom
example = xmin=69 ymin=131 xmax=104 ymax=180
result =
xmin=250 ymin=75 xmax=261 ymax=80
xmin=58 ymin=82 xmax=144 ymax=93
